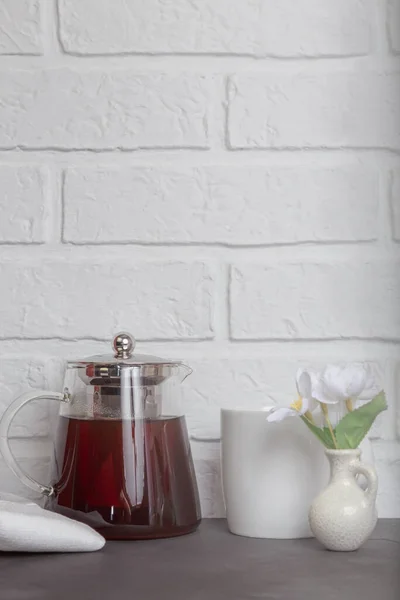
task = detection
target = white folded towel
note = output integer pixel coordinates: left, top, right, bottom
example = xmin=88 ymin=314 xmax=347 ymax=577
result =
xmin=0 ymin=493 xmax=105 ymax=552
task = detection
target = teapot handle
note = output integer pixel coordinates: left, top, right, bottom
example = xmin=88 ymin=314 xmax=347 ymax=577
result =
xmin=0 ymin=390 xmax=69 ymax=497
xmin=351 ymin=460 xmax=378 ymax=503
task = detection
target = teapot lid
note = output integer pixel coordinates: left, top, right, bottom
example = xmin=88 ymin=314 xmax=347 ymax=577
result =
xmin=70 ymin=333 xmax=186 ymax=386
xmin=75 ymin=332 xmax=181 ymax=367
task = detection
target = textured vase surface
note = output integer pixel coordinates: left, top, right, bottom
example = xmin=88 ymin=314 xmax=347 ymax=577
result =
xmin=309 ymin=449 xmax=378 ymax=551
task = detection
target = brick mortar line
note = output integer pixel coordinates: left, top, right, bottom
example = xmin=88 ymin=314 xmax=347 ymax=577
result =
xmin=0 ymin=149 xmax=398 ymax=166
xmin=1 ymin=339 xmax=400 ymax=355
xmin=1 ymin=335 xmax=400 ymax=343
xmin=0 ymin=243 xmax=398 ymax=255
xmin=0 ymin=146 xmax=399 ymax=154
xmin=0 ymin=56 xmax=399 ymax=71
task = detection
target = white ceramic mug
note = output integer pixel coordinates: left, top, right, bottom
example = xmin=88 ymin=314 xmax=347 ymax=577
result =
xmin=220 ymin=408 xmax=329 ymax=539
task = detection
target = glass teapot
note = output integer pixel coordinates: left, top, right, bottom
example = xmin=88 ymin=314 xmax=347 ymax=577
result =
xmin=0 ymin=333 xmax=201 ymax=540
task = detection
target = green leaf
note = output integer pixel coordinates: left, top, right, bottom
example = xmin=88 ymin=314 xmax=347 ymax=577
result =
xmin=300 ymin=416 xmax=336 ymax=449
xmin=334 ymin=391 xmax=388 ymax=449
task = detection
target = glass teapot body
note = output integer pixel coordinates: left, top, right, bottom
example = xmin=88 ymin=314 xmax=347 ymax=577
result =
xmin=0 ymin=334 xmax=201 ymax=540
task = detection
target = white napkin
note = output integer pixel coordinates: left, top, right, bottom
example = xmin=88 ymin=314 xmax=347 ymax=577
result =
xmin=0 ymin=493 xmax=105 ymax=552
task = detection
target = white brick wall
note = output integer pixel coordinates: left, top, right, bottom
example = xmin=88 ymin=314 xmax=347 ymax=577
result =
xmin=63 ymin=165 xmax=379 ymax=244
xmin=0 ymin=166 xmax=49 ymax=242
xmin=58 ymin=0 xmax=372 ymax=58
xmin=0 ymin=261 xmax=214 ymax=339
xmin=0 ymin=0 xmax=399 ymax=518
xmin=0 ymin=0 xmax=42 ymax=55
xmin=391 ymin=171 xmax=400 ymax=241
xmin=228 ymin=74 xmax=400 ymax=149
xmin=0 ymin=70 xmax=210 ymax=149
xmin=230 ymin=262 xmax=400 ymax=340
xmin=0 ymin=359 xmax=49 ymax=437
xmin=388 ymin=0 xmax=400 ymax=53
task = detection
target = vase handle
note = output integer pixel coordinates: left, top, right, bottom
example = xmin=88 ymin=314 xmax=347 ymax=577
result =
xmin=351 ymin=461 xmax=378 ymax=503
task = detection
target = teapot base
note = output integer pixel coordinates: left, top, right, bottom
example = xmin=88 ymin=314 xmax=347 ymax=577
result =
xmin=96 ymin=520 xmax=202 ymax=541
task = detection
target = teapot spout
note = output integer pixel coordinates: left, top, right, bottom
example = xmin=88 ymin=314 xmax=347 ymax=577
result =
xmin=178 ymin=363 xmax=193 ymax=383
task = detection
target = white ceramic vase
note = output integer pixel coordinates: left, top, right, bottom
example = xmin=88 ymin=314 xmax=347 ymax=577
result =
xmin=309 ymin=449 xmax=378 ymax=551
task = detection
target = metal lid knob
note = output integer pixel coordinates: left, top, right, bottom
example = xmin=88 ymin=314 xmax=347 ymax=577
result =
xmin=113 ymin=332 xmax=135 ymax=359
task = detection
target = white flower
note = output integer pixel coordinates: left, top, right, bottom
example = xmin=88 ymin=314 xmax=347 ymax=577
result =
xmin=296 ymin=368 xmax=313 ymax=400
xmin=267 ymin=369 xmax=316 ymax=423
xmin=312 ymin=363 xmax=377 ymax=405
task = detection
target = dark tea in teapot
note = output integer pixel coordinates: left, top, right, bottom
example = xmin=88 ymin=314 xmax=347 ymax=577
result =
xmin=50 ymin=415 xmax=201 ymax=539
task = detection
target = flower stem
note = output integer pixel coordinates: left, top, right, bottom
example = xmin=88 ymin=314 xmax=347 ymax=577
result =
xmin=320 ymin=403 xmax=338 ymax=449
xmin=304 ymin=410 xmax=315 ymax=425
xmin=346 ymin=398 xmax=354 ymax=412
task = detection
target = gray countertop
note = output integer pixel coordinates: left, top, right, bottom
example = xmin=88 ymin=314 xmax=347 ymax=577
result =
xmin=0 ymin=520 xmax=399 ymax=600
